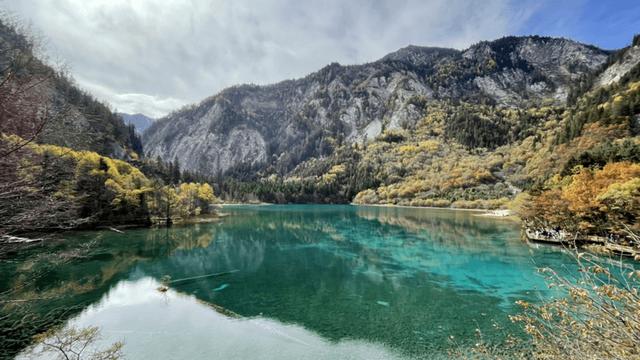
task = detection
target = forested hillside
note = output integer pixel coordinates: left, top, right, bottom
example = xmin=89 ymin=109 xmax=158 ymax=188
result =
xmin=0 ymin=17 xmax=217 ymax=239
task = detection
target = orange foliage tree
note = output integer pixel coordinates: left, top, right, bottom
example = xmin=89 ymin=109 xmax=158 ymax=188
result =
xmin=525 ymin=162 xmax=640 ymax=236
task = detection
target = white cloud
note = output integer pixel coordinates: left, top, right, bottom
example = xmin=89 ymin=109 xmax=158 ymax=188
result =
xmin=2 ymin=0 xmax=542 ymax=118
xmin=75 ymin=75 xmax=186 ymax=118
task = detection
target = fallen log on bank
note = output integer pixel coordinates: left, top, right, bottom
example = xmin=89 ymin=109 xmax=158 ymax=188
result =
xmin=524 ymin=228 xmax=639 ymax=259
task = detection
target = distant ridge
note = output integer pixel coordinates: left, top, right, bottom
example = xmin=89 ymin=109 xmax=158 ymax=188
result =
xmin=119 ymin=113 xmax=155 ymax=134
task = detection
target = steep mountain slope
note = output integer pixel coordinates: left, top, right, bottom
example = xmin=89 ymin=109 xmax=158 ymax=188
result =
xmin=0 ymin=19 xmax=140 ymax=159
xmin=143 ymin=36 xmax=608 ymax=177
xmin=120 ymin=112 xmax=155 ymax=134
xmin=218 ymin=38 xmax=639 ymax=212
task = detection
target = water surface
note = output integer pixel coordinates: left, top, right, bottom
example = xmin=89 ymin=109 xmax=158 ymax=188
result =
xmin=2 ymin=205 xmax=578 ymax=359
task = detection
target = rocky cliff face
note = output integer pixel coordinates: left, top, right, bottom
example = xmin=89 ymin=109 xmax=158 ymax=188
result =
xmin=595 ymin=44 xmax=640 ymax=87
xmin=143 ymin=36 xmax=609 ymax=177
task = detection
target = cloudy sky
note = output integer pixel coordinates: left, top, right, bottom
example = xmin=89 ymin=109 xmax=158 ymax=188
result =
xmin=3 ymin=0 xmax=639 ymax=118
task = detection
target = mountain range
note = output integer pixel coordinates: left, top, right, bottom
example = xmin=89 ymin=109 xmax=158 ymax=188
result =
xmin=142 ymin=36 xmax=617 ymax=178
xmin=2 ymin=11 xmax=638 ymax=210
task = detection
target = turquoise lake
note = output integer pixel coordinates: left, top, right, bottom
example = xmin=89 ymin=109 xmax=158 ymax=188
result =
xmin=1 ymin=205 xmax=582 ymax=359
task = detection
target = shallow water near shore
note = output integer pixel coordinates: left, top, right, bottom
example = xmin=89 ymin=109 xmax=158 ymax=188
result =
xmin=2 ymin=205 xmax=587 ymax=359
